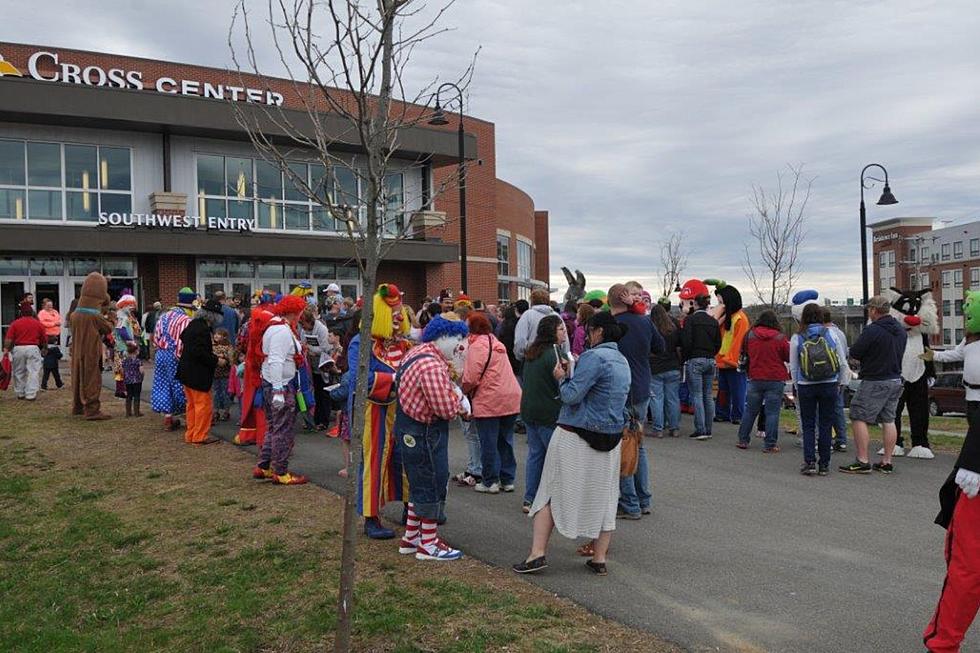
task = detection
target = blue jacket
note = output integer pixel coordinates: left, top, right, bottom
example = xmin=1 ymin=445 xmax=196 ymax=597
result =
xmin=221 ymin=305 xmax=240 ymax=345
xmin=557 ymin=342 xmax=631 ymax=434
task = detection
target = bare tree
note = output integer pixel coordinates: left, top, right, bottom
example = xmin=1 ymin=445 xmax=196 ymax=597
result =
xmin=228 ymin=2 xmax=474 ymax=651
xmin=741 ymin=164 xmax=813 ymax=308
xmin=659 ymin=231 xmax=688 ymax=300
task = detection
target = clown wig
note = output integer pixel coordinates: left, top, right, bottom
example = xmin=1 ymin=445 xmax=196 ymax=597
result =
xmin=274 ymin=295 xmax=308 ymax=316
xmin=422 ymin=315 xmax=469 ymax=343
xmin=371 ymin=283 xmax=410 ymax=339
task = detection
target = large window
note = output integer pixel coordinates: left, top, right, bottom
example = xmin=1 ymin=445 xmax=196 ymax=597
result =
xmin=197 ymin=258 xmax=360 ymax=301
xmin=0 ymin=139 xmax=132 ymax=222
xmin=954 ymin=241 xmax=964 ymax=259
xmin=517 ymin=240 xmax=534 ymax=281
xmin=972 ymin=267 xmax=980 ymax=288
xmin=496 ymin=235 xmax=510 ymax=276
xmin=972 ymin=239 xmax=979 ymax=257
xmin=954 ymin=269 xmax=963 ymax=288
xmin=942 ymin=243 xmax=951 ymax=261
xmin=196 ymin=154 xmax=403 ymax=235
xmin=942 ymin=270 xmax=952 ymax=288
xmin=498 ymin=282 xmax=510 ymax=303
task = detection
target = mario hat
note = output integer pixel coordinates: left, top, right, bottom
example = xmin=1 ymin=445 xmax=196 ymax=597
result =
xmin=678 ymin=279 xmax=710 ymax=301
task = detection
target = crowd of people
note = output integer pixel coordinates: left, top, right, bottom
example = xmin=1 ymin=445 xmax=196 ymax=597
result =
xmin=4 ymin=270 xmax=980 ymax=651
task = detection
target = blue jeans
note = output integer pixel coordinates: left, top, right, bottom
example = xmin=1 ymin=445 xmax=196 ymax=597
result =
xmin=650 ymin=369 xmax=681 ymax=432
xmin=523 ymin=421 xmax=555 ymax=504
xmin=464 ymin=420 xmax=482 ymax=477
xmin=475 ymin=414 xmax=518 ymax=486
xmin=716 ymin=368 xmax=747 ymax=422
xmin=687 ymin=358 xmax=716 ymax=434
xmin=394 ymin=408 xmax=449 ymax=521
xmin=619 ymin=397 xmax=652 ymax=515
xmin=212 ymin=376 xmax=231 ymax=411
xmin=738 ymin=380 xmax=784 ymax=448
xmin=833 ymin=390 xmax=848 ymax=446
xmin=798 ymin=382 xmax=837 ymax=466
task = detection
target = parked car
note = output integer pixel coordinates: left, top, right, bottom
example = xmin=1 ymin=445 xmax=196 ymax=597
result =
xmin=929 ymin=371 xmax=965 ymax=416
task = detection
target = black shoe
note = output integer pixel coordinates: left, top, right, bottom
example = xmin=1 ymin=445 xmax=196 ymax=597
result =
xmin=839 ymin=460 xmax=872 ymax=474
xmin=872 ymin=462 xmax=894 ymax=475
xmin=616 ymin=508 xmax=641 ymax=520
xmin=800 ymin=462 xmax=816 ymax=476
xmin=817 ymin=464 xmax=829 ymax=476
xmin=641 ymin=507 xmax=652 ymax=515
xmin=687 ymin=432 xmax=711 ymax=441
xmin=731 ymin=419 xmax=741 ymax=426
xmin=833 ymin=442 xmax=848 ymax=452
xmin=513 ymin=556 xmax=547 ymax=574
xmin=713 ymin=416 xmax=726 ymax=423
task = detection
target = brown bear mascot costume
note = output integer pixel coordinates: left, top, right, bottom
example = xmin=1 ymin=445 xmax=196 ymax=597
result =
xmin=70 ymin=272 xmax=113 ymax=420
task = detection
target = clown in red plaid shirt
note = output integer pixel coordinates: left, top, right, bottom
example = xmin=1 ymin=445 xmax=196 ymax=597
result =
xmin=395 ymin=315 xmax=470 ymax=562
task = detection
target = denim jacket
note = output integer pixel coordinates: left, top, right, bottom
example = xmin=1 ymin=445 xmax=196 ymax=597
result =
xmin=557 ymin=342 xmax=631 ymax=434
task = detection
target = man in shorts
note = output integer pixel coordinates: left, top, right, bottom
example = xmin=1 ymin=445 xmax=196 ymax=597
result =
xmin=840 ymin=295 xmax=907 ymax=474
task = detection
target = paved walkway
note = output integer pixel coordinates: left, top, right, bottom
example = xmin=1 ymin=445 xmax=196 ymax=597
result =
xmin=115 ymin=368 xmax=972 ymax=652
xmin=215 ymin=415 xmax=973 ymax=652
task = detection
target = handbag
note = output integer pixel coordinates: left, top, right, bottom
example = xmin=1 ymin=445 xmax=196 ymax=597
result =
xmin=0 ymin=351 xmax=10 ymax=391
xmin=466 ymin=335 xmax=493 ymax=401
xmin=619 ymin=395 xmax=643 ymax=478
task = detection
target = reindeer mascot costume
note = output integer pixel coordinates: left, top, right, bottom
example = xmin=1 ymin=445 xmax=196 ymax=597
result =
xmin=923 ymin=289 xmax=980 ymax=651
xmin=883 ymin=287 xmax=939 ymax=459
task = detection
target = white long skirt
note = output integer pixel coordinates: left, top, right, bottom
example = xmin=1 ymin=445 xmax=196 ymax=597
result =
xmin=529 ymin=426 xmax=621 ymax=539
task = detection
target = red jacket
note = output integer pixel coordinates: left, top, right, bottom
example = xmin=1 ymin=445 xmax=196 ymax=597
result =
xmin=745 ymin=326 xmax=789 ymax=381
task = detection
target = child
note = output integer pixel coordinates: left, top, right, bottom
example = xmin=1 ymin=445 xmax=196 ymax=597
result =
xmin=329 ymin=370 xmax=351 ymax=478
xmin=122 ymin=341 xmax=144 ymax=417
xmin=212 ymin=328 xmax=235 ymax=421
xmin=41 ymin=339 xmax=64 ymax=390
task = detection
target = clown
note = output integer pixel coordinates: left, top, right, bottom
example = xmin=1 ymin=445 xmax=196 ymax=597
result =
xmin=234 ymin=289 xmax=278 ymax=447
xmin=347 ymin=283 xmax=413 ymax=539
xmin=882 ymin=287 xmax=939 ymax=460
xmin=706 ymin=279 xmax=749 ymax=424
xmin=922 ymin=289 xmax=980 ymax=651
xmin=151 ymin=288 xmax=196 ymax=430
xmin=290 ymin=280 xmax=316 ymax=306
xmin=113 ymin=294 xmax=141 ymax=399
xmin=395 ymin=315 xmax=470 ymax=561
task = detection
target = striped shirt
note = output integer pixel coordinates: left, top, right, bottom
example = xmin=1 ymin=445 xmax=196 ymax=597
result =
xmin=154 ymin=308 xmax=191 ymax=357
xmin=397 ymin=343 xmax=460 ymax=424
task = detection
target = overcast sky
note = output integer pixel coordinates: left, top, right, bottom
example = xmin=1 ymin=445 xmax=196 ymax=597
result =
xmin=7 ymin=1 xmax=980 ymax=303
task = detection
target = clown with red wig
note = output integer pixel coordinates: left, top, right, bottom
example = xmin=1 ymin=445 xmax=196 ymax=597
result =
xmin=252 ymin=294 xmax=310 ymax=485
xmin=347 ymin=283 xmax=413 ymax=539
xmin=234 ymin=290 xmax=278 ymax=447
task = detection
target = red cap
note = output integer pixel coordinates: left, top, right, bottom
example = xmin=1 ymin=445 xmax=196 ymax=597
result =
xmin=678 ymin=279 xmax=710 ymax=301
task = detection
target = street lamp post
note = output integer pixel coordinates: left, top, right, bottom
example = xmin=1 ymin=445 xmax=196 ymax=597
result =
xmin=860 ymin=163 xmax=899 ymax=308
xmin=429 ymin=83 xmax=468 ymax=294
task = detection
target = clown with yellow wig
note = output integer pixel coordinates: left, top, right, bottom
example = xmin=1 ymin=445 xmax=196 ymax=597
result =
xmin=347 ymin=283 xmax=413 ymax=539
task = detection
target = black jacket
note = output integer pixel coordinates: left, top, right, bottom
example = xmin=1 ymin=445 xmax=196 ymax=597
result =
xmin=680 ymin=310 xmax=721 ymax=361
xmin=176 ymin=319 xmax=218 ymax=392
xmin=649 ymin=320 xmax=682 ymax=375
xmin=936 ymin=412 xmax=980 ymax=529
xmin=850 ymin=315 xmax=905 ymax=381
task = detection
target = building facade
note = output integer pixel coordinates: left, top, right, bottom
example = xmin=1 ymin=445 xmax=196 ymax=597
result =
xmin=0 ymin=42 xmax=550 ymax=339
xmin=870 ymin=216 xmax=980 ymax=346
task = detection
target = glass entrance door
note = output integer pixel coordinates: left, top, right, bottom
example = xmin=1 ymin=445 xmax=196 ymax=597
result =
xmin=1 ymin=281 xmax=26 ymax=341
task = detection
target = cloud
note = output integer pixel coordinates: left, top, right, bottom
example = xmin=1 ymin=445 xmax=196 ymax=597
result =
xmin=7 ymin=1 xmax=980 ymax=303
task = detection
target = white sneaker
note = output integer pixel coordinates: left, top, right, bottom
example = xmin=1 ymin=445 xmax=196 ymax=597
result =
xmin=415 ymin=538 xmax=463 ymax=561
xmin=501 ymin=483 xmax=515 ymax=493
xmin=907 ymin=445 xmax=935 ymax=460
xmin=756 ymin=431 xmax=766 ymax=439
xmin=474 ymin=482 xmax=500 ymax=494
xmin=877 ymin=445 xmax=905 ymax=457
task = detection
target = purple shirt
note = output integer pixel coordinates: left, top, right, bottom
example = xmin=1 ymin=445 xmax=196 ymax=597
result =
xmin=122 ymin=356 xmax=144 ymax=385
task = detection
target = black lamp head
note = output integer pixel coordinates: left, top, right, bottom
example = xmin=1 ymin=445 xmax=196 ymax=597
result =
xmin=877 ymin=184 xmax=898 ymax=206
xmin=428 ymin=103 xmax=449 ymax=126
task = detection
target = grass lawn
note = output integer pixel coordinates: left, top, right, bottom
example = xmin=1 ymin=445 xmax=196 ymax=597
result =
xmin=777 ymin=409 xmax=967 ymax=452
xmin=0 ymin=390 xmax=677 ymax=653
